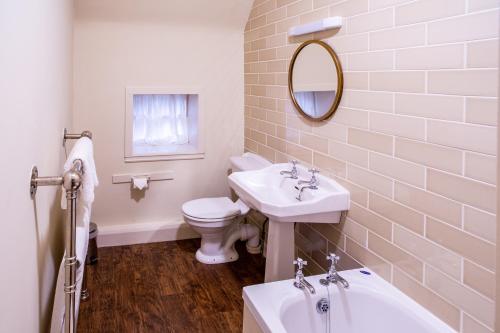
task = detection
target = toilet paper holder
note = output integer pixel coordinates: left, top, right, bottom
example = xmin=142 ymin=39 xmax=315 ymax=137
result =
xmin=133 ymin=175 xmax=151 ymax=182
xmin=131 ymin=175 xmax=150 ymax=190
xmin=111 ymin=171 xmax=174 ymax=184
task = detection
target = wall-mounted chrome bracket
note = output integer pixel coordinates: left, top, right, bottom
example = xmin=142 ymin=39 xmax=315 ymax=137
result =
xmin=63 ymin=128 xmax=93 ymax=147
xmin=30 ymin=166 xmax=64 ymax=198
xmin=30 ymin=166 xmax=38 ymax=198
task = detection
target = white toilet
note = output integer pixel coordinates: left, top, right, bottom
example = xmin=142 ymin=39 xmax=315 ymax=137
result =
xmin=182 ymin=153 xmax=271 ymax=264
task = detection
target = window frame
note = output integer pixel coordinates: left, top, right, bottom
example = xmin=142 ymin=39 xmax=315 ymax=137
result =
xmin=124 ymin=86 xmax=204 ymax=162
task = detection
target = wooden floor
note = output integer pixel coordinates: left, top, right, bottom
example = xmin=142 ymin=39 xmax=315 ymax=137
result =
xmin=78 ymin=239 xmax=266 ymax=333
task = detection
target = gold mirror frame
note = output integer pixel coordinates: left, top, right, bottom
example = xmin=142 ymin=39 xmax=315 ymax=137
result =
xmin=288 ymin=40 xmax=344 ymax=121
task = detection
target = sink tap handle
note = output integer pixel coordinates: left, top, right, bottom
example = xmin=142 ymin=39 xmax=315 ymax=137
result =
xmin=308 ymin=168 xmax=320 ymax=176
xmin=293 ymin=257 xmax=307 ymax=271
xmin=326 ymin=253 xmax=340 ymax=278
xmin=326 ymin=253 xmax=339 ymax=264
xmin=308 ymin=168 xmax=320 ymax=186
xmin=291 ymin=160 xmax=299 ymax=167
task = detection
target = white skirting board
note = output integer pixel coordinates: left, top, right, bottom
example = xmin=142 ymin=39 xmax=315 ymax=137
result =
xmin=97 ymin=219 xmax=200 ymax=247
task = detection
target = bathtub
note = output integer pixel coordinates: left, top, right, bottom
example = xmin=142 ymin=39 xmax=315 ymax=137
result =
xmin=242 ymin=268 xmax=456 ymax=333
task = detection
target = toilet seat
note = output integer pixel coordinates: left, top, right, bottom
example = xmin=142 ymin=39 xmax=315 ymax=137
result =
xmin=182 ymin=197 xmax=241 ymax=223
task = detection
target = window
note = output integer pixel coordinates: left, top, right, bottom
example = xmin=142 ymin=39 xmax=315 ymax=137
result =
xmin=125 ymin=87 xmax=203 ymax=162
xmin=133 ymin=94 xmax=189 ymax=148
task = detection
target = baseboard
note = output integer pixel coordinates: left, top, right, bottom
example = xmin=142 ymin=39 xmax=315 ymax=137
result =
xmin=97 ymin=219 xmax=200 ymax=248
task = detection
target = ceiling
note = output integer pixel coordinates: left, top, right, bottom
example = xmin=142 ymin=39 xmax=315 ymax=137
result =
xmin=74 ymin=0 xmax=254 ymax=30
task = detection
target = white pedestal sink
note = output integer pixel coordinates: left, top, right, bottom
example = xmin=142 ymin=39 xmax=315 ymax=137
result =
xmin=228 ymin=163 xmax=350 ymax=282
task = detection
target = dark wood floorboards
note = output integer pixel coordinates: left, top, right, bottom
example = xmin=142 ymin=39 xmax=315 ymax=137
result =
xmin=78 ymin=239 xmax=265 ymax=333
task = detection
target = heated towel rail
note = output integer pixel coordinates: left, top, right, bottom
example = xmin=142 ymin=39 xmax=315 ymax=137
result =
xmin=30 ymin=129 xmax=92 ymax=333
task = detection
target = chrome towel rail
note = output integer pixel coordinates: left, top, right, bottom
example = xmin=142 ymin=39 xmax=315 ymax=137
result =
xmin=63 ymin=128 xmax=92 ymax=147
xmin=31 ymin=129 xmax=92 ymax=333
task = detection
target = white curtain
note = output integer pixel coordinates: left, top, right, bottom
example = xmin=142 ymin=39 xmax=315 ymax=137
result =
xmin=133 ymin=94 xmax=189 ymax=145
xmin=295 ymin=91 xmax=317 ymax=116
xmin=295 ymin=90 xmax=336 ymax=118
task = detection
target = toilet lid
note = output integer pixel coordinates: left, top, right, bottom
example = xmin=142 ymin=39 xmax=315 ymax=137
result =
xmin=182 ymin=197 xmax=241 ymax=220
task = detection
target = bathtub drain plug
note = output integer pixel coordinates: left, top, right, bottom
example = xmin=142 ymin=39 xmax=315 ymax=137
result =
xmin=316 ymin=298 xmax=330 ymax=314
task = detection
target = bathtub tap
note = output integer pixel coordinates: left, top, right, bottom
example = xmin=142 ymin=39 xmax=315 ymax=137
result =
xmin=293 ymin=258 xmax=316 ymax=294
xmin=320 ymin=253 xmax=349 ymax=288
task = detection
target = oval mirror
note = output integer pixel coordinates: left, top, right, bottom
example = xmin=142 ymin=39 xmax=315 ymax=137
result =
xmin=288 ymin=40 xmax=343 ymax=121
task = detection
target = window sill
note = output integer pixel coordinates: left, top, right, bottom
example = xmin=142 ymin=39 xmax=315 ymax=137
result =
xmin=125 ymin=153 xmax=205 ymax=163
xmin=125 ymin=143 xmax=204 ymax=163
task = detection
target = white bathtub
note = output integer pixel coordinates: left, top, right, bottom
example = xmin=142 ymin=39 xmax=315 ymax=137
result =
xmin=242 ymin=268 xmax=456 ymax=333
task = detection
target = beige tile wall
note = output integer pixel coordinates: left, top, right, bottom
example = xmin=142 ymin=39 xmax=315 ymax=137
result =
xmin=243 ymin=0 xmax=499 ymax=331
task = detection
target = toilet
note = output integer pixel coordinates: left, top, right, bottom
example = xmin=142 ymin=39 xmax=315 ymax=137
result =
xmin=182 ymin=153 xmax=271 ymax=264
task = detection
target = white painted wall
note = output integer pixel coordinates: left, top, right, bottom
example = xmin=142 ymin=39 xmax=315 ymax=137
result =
xmin=0 ymin=1 xmax=74 ymax=331
xmin=73 ymin=1 xmax=252 ymax=238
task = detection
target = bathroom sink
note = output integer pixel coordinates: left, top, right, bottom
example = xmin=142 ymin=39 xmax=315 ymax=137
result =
xmin=228 ymin=162 xmax=350 ymax=282
xmin=228 ymin=163 xmax=349 ymax=223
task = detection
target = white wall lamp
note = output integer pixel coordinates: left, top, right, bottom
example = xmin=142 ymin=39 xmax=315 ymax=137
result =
xmin=288 ymin=16 xmax=343 ymax=37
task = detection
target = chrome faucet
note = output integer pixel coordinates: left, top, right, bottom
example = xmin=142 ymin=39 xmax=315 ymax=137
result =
xmin=320 ymin=253 xmax=349 ymax=288
xmin=293 ymin=258 xmax=316 ymax=294
xmin=295 ymin=169 xmax=319 ymax=201
xmin=298 ymin=168 xmax=320 ymax=187
xmin=280 ymin=160 xmax=299 ymax=179
xmin=295 ymin=185 xmax=316 ymax=201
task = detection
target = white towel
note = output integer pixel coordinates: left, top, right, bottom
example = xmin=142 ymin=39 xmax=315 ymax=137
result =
xmin=50 ymin=137 xmax=99 ymax=333
xmin=60 ymin=137 xmax=99 ymax=213
xmin=50 ymin=227 xmax=88 ymax=333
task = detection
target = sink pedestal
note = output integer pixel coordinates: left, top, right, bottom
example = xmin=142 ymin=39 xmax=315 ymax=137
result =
xmin=265 ymin=220 xmax=295 ymax=282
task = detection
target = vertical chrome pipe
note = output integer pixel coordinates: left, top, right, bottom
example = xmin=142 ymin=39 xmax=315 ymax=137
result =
xmin=62 ymin=162 xmax=82 ymax=333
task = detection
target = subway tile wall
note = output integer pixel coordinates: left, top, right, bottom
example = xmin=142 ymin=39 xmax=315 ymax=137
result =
xmin=243 ymin=0 xmax=499 ymax=332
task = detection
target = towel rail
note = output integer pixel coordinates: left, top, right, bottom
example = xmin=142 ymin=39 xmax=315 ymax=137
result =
xmin=30 ymin=130 xmax=91 ymax=333
xmin=63 ymin=128 xmax=92 ymax=147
